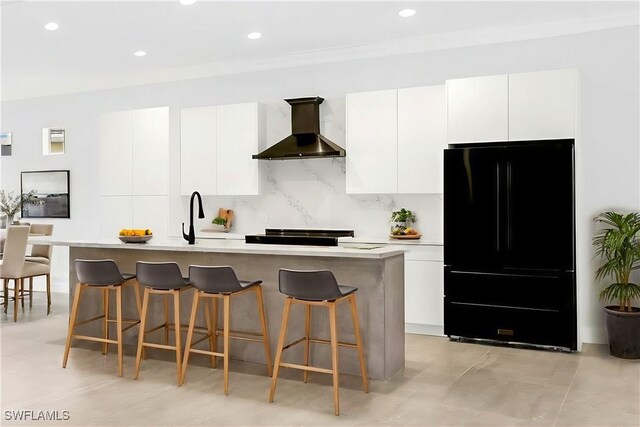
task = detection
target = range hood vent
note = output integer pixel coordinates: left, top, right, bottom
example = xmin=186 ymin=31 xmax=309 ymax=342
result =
xmin=253 ymin=97 xmax=345 ymax=160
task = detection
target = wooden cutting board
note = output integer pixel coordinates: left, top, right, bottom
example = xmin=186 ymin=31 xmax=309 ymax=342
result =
xmin=218 ymin=208 xmax=234 ymax=230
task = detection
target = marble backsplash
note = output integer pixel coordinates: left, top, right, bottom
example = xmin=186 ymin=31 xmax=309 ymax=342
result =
xmin=172 ymin=97 xmax=443 ymax=242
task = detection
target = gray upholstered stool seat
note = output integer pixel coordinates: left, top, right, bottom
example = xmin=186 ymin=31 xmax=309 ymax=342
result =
xmin=269 ymin=269 xmax=368 ymax=416
xmin=134 ymin=262 xmax=192 ymax=385
xmin=181 ymin=266 xmax=272 ymax=395
xmin=63 ymin=259 xmax=142 ymax=377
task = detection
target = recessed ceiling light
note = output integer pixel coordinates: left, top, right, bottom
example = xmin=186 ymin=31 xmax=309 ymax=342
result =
xmin=247 ymin=32 xmax=262 ymax=40
xmin=134 ymin=51 xmax=147 ymax=57
xmin=179 ymin=0 xmax=197 ymax=5
xmin=398 ymin=9 xmax=416 ymax=18
xmin=44 ymin=22 xmax=59 ymax=31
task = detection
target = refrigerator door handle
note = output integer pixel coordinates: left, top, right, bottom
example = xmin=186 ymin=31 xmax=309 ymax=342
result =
xmin=506 ymin=161 xmax=512 ymax=250
xmin=496 ymin=163 xmax=500 ymax=253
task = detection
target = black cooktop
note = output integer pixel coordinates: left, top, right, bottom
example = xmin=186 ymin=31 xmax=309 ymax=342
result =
xmin=245 ymin=229 xmax=354 ymax=246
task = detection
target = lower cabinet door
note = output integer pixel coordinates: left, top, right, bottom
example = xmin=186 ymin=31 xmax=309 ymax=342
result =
xmin=444 ymin=300 xmax=576 ymax=350
xmin=405 ymin=260 xmax=443 ymax=328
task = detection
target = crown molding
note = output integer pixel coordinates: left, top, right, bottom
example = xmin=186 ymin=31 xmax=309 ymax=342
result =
xmin=3 ymin=10 xmax=638 ymax=101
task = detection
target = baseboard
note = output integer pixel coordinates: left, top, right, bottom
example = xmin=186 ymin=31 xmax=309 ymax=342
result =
xmin=581 ymin=326 xmax=607 ymax=344
xmin=405 ymin=323 xmax=444 ymax=336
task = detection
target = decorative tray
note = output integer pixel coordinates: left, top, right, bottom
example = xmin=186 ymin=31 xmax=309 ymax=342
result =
xmin=118 ymin=235 xmax=153 ymax=243
xmin=389 ymin=234 xmax=422 ymax=240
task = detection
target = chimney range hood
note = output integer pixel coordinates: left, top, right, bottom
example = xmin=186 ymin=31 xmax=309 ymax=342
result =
xmin=252 ymin=97 xmax=345 ymax=160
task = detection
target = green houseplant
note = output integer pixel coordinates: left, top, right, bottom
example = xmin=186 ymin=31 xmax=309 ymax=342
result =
xmin=0 ymin=190 xmax=40 ymax=224
xmin=593 ymin=211 xmax=640 ymax=359
xmin=390 ymin=208 xmax=418 ymax=236
xmin=211 ymin=216 xmax=229 ymax=232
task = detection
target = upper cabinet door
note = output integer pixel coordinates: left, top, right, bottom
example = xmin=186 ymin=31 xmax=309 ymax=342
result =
xmin=99 ymin=110 xmax=133 ymax=196
xmin=180 ymin=106 xmax=217 ymax=196
xmin=447 ymin=75 xmax=509 ymax=143
xmin=216 ymin=102 xmax=260 ymax=196
xmin=132 ymin=107 xmax=169 ymax=195
xmin=398 ymin=85 xmax=446 ymax=194
xmin=508 ymin=69 xmax=576 ymax=141
xmin=346 ymin=89 xmax=398 ymax=194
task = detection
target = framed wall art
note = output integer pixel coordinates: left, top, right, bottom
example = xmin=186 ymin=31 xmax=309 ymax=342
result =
xmin=21 ymin=170 xmax=70 ymax=218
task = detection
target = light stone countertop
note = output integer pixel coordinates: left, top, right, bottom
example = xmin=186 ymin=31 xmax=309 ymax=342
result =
xmin=41 ymin=237 xmax=405 ymax=259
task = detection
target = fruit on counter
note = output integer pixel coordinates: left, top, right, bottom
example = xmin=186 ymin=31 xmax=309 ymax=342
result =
xmin=391 ymin=226 xmax=419 ymax=236
xmin=405 ymin=227 xmax=419 ymax=235
xmin=119 ymin=228 xmax=152 ymax=236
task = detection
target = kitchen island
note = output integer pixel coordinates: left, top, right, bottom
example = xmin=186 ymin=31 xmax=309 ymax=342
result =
xmin=51 ymin=238 xmax=405 ymax=380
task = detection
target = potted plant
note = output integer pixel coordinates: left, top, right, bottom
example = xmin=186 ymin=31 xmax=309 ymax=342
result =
xmin=211 ymin=216 xmax=228 ymax=232
xmin=593 ymin=211 xmax=640 ymax=359
xmin=390 ymin=208 xmax=417 ymax=236
xmin=0 ymin=190 xmax=40 ymax=224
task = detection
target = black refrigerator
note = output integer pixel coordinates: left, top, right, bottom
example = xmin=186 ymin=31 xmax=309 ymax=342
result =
xmin=443 ymin=139 xmax=576 ymax=350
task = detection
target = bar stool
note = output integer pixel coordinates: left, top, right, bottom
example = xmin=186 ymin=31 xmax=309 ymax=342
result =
xmin=181 ymin=265 xmax=272 ymax=395
xmin=269 ymin=269 xmax=368 ymax=416
xmin=134 ymin=262 xmax=191 ymax=385
xmin=63 ymin=259 xmax=142 ymax=377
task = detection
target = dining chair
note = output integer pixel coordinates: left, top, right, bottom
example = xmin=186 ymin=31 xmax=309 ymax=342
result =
xmin=23 ymin=224 xmax=54 ymax=314
xmin=0 ymin=226 xmax=48 ymax=321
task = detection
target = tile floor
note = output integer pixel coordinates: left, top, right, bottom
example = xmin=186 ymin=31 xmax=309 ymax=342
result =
xmin=1 ymin=292 xmax=639 ymax=426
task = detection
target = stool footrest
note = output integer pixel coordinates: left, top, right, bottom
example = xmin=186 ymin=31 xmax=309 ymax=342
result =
xmin=146 ymin=323 xmax=207 ymax=335
xmin=279 ymin=362 xmax=332 ymax=374
xmin=310 ymin=338 xmax=358 ymax=349
xmin=75 ymin=315 xmax=105 ymax=326
xmin=215 ymin=329 xmax=265 ymax=343
xmin=143 ymin=342 xmax=177 ymax=351
xmin=73 ymin=334 xmax=118 ymax=345
xmin=188 ymin=348 xmax=224 ymax=358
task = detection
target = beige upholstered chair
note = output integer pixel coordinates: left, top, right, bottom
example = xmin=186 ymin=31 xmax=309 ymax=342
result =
xmin=24 ymin=224 xmax=54 ymax=313
xmin=0 ymin=226 xmax=50 ymax=321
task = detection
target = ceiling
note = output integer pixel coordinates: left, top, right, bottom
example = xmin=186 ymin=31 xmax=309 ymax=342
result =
xmin=1 ymin=1 xmax=638 ymax=100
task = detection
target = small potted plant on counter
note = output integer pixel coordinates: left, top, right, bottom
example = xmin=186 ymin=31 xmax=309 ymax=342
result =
xmin=390 ymin=208 xmax=420 ymax=239
xmin=593 ymin=211 xmax=640 ymax=359
xmin=211 ymin=216 xmax=228 ymax=232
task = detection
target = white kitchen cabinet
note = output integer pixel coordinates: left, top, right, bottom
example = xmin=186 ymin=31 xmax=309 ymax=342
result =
xmin=398 ymin=85 xmax=446 ymax=193
xmin=133 ymin=196 xmax=168 ymax=240
xmin=99 ymin=196 xmax=132 ymax=238
xmin=132 ymin=107 xmax=169 ymax=196
xmin=180 ymin=106 xmax=217 ymax=196
xmin=346 ymin=89 xmax=398 ymax=194
xmin=216 ymin=103 xmax=260 ymax=195
xmin=509 ymin=69 xmax=576 ymax=141
xmin=99 ymin=110 xmax=133 ymax=196
xmin=399 ymin=244 xmax=444 ymax=336
xmin=180 ymin=102 xmax=261 ymax=196
xmin=447 ymin=74 xmax=509 ymax=143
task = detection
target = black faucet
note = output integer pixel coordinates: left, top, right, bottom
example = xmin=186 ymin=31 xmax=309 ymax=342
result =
xmin=182 ymin=191 xmax=205 ymax=245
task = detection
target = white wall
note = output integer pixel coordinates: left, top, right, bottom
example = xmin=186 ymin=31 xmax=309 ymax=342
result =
xmin=1 ymin=26 xmax=638 ymax=344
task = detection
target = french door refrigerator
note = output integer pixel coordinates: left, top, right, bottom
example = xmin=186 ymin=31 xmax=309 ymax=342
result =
xmin=444 ymin=139 xmax=576 ymax=350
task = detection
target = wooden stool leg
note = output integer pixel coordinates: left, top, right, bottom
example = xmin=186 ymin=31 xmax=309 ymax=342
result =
xmin=134 ymin=287 xmax=150 ymax=379
xmin=46 ymin=274 xmax=51 ymax=315
xmin=29 ymin=277 xmax=33 ymax=309
xmin=203 ymin=294 xmax=216 ymax=369
xmin=211 ymin=298 xmax=218 ymax=369
xmin=329 ymin=302 xmax=340 ymax=416
xmin=103 ymin=288 xmax=110 ymax=355
xmin=116 ymin=286 xmax=123 ymax=377
xmin=255 ymin=286 xmax=273 ymax=376
xmin=133 ymin=281 xmax=142 ymax=319
xmin=180 ymin=290 xmax=200 ymax=386
xmin=349 ymin=294 xmax=369 ymax=393
xmin=223 ymin=294 xmax=230 ymax=395
xmin=163 ymin=295 xmax=170 ymax=345
xmin=303 ymin=304 xmax=311 ymax=383
xmin=63 ymin=283 xmax=84 ymax=368
xmin=173 ymin=290 xmax=183 ymax=386
xmin=269 ymin=297 xmax=292 ymax=403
